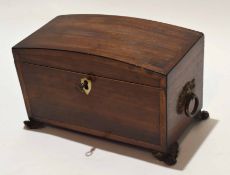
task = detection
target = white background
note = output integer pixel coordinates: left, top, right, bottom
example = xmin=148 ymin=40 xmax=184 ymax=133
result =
xmin=0 ymin=0 xmax=230 ymax=174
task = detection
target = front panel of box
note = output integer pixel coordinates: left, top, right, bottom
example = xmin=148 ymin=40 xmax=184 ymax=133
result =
xmin=21 ymin=62 xmax=163 ymax=146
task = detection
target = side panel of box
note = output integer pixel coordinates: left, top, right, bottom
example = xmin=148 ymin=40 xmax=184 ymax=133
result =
xmin=167 ymin=36 xmax=204 ymax=146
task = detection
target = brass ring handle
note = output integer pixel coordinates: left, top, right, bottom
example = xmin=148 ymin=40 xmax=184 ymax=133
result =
xmin=79 ymin=78 xmax=92 ymax=95
xmin=184 ymin=92 xmax=199 ymax=117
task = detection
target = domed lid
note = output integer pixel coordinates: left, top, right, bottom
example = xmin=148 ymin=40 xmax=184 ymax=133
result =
xmin=13 ymin=14 xmax=203 ymax=75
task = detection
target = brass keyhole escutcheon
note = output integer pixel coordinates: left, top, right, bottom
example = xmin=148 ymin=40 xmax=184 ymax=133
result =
xmin=80 ymin=78 xmax=92 ymax=95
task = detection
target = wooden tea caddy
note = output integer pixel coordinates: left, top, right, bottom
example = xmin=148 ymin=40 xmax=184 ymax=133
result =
xmin=12 ymin=15 xmax=209 ymax=165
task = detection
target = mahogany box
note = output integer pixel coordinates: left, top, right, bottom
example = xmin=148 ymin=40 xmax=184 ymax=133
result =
xmin=12 ymin=15 xmax=209 ymax=165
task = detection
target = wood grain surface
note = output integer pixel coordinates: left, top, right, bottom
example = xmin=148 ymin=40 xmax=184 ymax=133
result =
xmin=167 ymin=36 xmax=204 ymax=146
xmin=21 ymin=62 xmax=164 ymax=147
xmin=14 ymin=49 xmax=165 ymax=88
xmin=13 ymin=14 xmax=202 ymax=74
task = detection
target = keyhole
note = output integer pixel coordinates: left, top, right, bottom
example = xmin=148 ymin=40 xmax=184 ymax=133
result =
xmin=83 ymin=80 xmax=89 ymax=90
xmin=80 ymin=78 xmax=92 ymax=95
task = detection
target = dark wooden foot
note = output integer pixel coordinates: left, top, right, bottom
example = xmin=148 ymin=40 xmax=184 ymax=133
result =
xmin=194 ymin=110 xmax=209 ymax=121
xmin=152 ymin=142 xmax=179 ymax=166
xmin=24 ymin=118 xmax=45 ymax=129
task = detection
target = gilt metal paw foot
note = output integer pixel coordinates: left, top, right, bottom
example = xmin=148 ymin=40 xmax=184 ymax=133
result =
xmin=152 ymin=142 xmax=179 ymax=166
xmin=24 ymin=118 xmax=45 ymax=129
